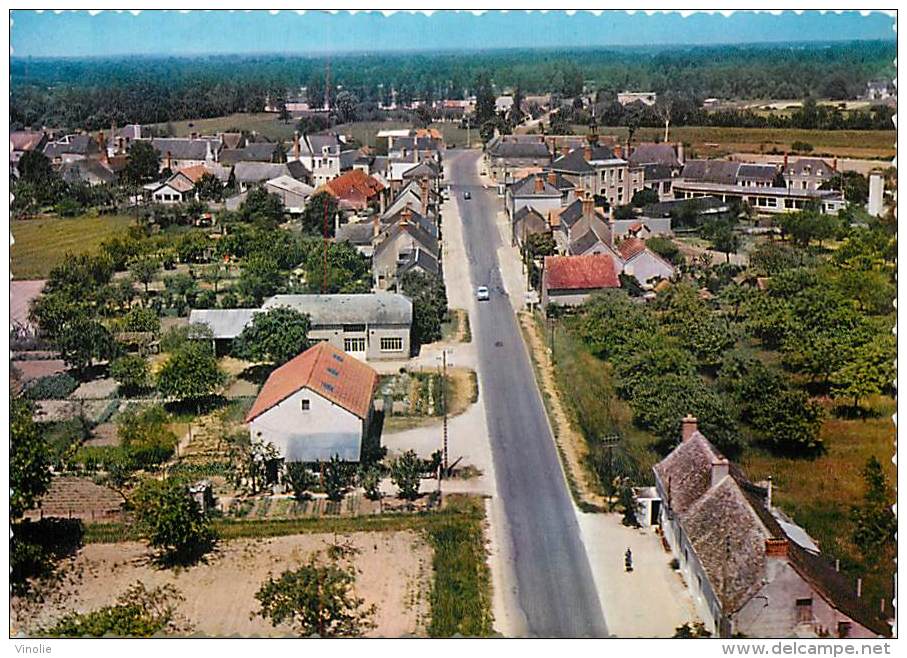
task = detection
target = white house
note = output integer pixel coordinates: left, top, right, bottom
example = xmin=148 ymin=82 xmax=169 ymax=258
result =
xmin=245 ymin=341 xmax=378 ymax=463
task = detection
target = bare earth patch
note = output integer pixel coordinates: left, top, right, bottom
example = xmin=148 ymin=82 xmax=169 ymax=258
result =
xmin=12 ymin=530 xmax=431 ymax=638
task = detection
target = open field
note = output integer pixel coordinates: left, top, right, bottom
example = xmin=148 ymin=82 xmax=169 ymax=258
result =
xmin=150 ymin=113 xmax=471 ymax=147
xmin=577 ymin=125 xmax=896 ymax=160
xmin=12 ymin=530 xmax=431 ymax=637
xmin=11 ymin=213 xmax=137 ymax=279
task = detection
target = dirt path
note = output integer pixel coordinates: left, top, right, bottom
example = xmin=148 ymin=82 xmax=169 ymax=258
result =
xmin=518 ymin=312 xmax=607 ymax=510
xmin=12 ymin=531 xmax=431 ymax=638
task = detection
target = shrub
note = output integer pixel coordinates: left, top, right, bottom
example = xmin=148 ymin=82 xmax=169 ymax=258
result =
xmin=23 ymin=372 xmax=79 ymax=400
xmin=110 ymin=355 xmax=151 ymax=394
xmin=131 ymin=477 xmax=216 ymax=565
xmin=285 ymin=463 xmax=318 ymax=501
xmin=321 ymin=456 xmax=354 ymax=502
xmin=117 ymin=405 xmax=178 ymax=469
xmin=390 ymin=450 xmax=422 ymax=500
xmin=790 ymin=140 xmax=814 ymax=153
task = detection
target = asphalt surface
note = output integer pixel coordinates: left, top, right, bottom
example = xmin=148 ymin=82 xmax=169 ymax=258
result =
xmin=446 ymin=150 xmax=609 ymax=638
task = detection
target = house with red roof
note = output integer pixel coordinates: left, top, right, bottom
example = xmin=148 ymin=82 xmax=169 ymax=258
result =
xmin=245 ymin=341 xmax=379 ymax=463
xmin=541 ymin=253 xmax=621 ymax=311
xmin=616 ymin=237 xmax=676 ymax=287
xmin=322 ymin=168 xmax=386 ymax=211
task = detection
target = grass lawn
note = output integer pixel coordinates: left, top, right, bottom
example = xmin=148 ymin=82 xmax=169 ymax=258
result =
xmin=571 ymin=125 xmax=896 ymax=160
xmin=150 ymin=113 xmax=471 ymax=148
xmin=11 ymin=213 xmax=137 ymax=279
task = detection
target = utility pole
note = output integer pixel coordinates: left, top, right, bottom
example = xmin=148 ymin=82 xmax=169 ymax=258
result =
xmin=601 ymin=433 xmax=621 ymax=508
xmin=441 ymin=349 xmax=449 ymax=475
xmin=466 ymin=116 xmax=471 ymax=149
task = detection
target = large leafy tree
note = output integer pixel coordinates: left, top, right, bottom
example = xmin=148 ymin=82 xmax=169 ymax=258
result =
xmin=301 ymin=191 xmax=340 ymax=237
xmin=156 ymin=342 xmax=225 ymax=406
xmin=401 ymin=270 xmax=446 ymax=348
xmin=129 ymin=255 xmax=160 ymax=294
xmin=11 ymin=398 xmax=51 ymax=519
xmin=831 ymin=336 xmax=896 ymax=412
xmin=255 ymin=555 xmax=376 ymax=637
xmin=302 ymin=240 xmax=371 ymax=294
xmin=240 ymin=187 xmax=285 ymax=229
xmin=850 ymin=457 xmax=896 ymax=560
xmin=54 ymin=311 xmax=117 ymax=373
xmin=131 ymin=478 xmax=216 ymax=565
xmin=237 ymin=254 xmax=283 ymax=305
xmin=474 ymin=72 xmax=496 ymax=126
xmin=234 ymin=306 xmax=310 ymax=365
xmin=17 ymin=149 xmax=55 ymax=184
xmin=195 ymin=173 xmax=224 ymax=202
xmin=123 ymin=140 xmax=161 ymax=185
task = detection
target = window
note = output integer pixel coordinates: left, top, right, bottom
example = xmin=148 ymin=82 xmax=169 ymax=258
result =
xmin=326 ymin=367 xmax=339 ymax=377
xmin=301 ymin=399 xmax=310 ymax=411
xmin=837 ymin=622 xmax=852 ymax=638
xmin=796 ymin=598 xmax=813 ymax=623
xmin=322 ymin=382 xmax=335 ymax=393
xmin=344 ymin=337 xmax=366 ymax=352
xmin=380 ymin=336 xmax=404 ymax=352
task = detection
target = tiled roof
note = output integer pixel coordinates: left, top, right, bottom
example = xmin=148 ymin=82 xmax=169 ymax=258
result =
xmin=174 ymin=164 xmax=212 ymax=184
xmin=786 ymin=158 xmax=835 ymax=177
xmin=325 ymin=169 xmax=385 ymax=200
xmin=11 ymin=130 xmax=46 ymax=152
xmin=544 ymin=253 xmax=620 ymax=290
xmin=629 ymin=143 xmax=681 ymax=168
xmin=511 ymin=173 xmax=561 ymax=197
xmin=151 ymin=137 xmax=220 ymax=161
xmin=681 ymin=160 xmax=741 ymax=185
xmin=737 ymin=163 xmax=778 ymax=181
xmin=617 ymin=237 xmax=647 ymax=261
xmin=246 ymin=341 xmax=378 ymax=422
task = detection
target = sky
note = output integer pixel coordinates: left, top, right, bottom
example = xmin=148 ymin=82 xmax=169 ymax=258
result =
xmin=9 ymin=10 xmax=896 ymax=58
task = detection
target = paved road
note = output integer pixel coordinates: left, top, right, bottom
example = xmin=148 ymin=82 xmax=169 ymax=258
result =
xmin=446 ymin=150 xmax=608 ymax=638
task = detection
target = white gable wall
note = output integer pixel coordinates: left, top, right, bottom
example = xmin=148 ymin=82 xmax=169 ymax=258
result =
xmin=249 ymin=386 xmax=364 ymax=462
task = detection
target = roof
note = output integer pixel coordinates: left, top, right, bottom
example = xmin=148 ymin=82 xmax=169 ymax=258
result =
xmin=629 ymin=143 xmax=681 ymax=168
xmin=11 ymin=130 xmax=46 ymax=152
xmin=643 ymin=196 xmax=729 ymax=218
xmin=220 ymin=142 xmax=281 ymax=165
xmin=234 ymin=161 xmax=298 ymax=184
xmin=551 ymin=146 xmax=620 ymax=174
xmin=544 ymin=254 xmax=620 ymax=291
xmin=737 ymin=163 xmax=778 ymax=181
xmin=785 ymin=158 xmax=835 ymax=177
xmin=681 ymin=160 xmax=741 ymax=185
xmin=511 ymin=173 xmax=561 ymax=198
xmin=151 ymin=137 xmax=220 ymax=161
xmin=336 ymin=221 xmax=378 ymax=246
xmin=60 ymin=159 xmax=117 ymax=185
xmin=401 ymin=161 xmax=440 ymax=179
xmin=188 ymin=309 xmax=258 ymax=339
xmin=265 ymin=175 xmax=314 ymax=197
xmin=44 ymin=134 xmax=94 ymax=158
xmin=246 ymin=341 xmax=378 ymax=422
xmin=617 ymin=237 xmax=647 ymax=261
xmin=324 ymin=169 xmax=385 ymax=201
xmin=643 ymin=163 xmax=675 ymax=181
xmin=374 ymin=219 xmax=440 ymax=261
xmin=654 ymin=428 xmax=893 ymax=636
xmin=513 ymin=206 xmax=549 ymax=236
xmin=486 ymin=137 xmax=551 ymax=160
xmin=262 ymin=293 xmax=412 ymax=326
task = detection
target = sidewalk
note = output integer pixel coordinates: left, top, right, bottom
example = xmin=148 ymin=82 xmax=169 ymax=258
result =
xmin=576 ymin=512 xmax=700 ymax=637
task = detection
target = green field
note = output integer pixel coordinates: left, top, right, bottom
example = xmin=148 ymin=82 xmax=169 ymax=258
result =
xmin=150 ymin=113 xmax=472 ymax=148
xmin=11 ymin=213 xmax=136 ymax=279
xmin=575 ymin=125 xmax=896 ymax=160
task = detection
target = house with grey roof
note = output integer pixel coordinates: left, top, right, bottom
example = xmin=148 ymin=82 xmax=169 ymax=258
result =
xmin=152 ymin=137 xmax=222 ymax=172
xmin=506 ymin=172 xmax=563 ymax=220
xmin=653 ymin=416 xmax=892 ymax=638
xmin=782 ymin=157 xmax=837 ymax=192
xmin=630 ymin=142 xmax=685 ymax=201
xmin=551 ymin=143 xmax=645 ymax=208
xmin=233 ymin=160 xmax=310 ymax=193
xmin=60 ymin=158 xmax=117 ymax=186
xmin=264 ymin=175 xmax=314 ymax=213
xmin=220 ymin=141 xmax=283 ymax=165
xmin=373 ymin=209 xmax=441 ymax=290
xmin=484 ymin=135 xmax=552 ymax=181
xmin=189 ymin=292 xmax=413 ymax=360
xmin=288 ymin=132 xmax=356 ymax=187
xmin=512 ymin=206 xmax=550 ymax=249
xmin=43 ymin=133 xmax=98 ymax=164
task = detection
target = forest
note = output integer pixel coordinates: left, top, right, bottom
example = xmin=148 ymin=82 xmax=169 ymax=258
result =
xmin=10 ymin=40 xmax=895 ymax=131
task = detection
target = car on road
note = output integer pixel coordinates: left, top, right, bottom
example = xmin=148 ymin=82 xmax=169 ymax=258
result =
xmin=476 ymin=286 xmax=489 ymax=301
xmin=463 ymin=191 xmax=471 ymax=200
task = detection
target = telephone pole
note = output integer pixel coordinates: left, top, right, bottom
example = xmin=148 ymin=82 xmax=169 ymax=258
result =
xmin=441 ymin=349 xmax=449 ymax=475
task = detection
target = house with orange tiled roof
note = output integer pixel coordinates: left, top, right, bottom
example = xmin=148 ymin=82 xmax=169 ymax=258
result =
xmin=541 ymin=253 xmax=621 ymax=311
xmin=246 ymin=341 xmax=379 ymax=463
xmin=322 ymin=168 xmax=387 ymax=211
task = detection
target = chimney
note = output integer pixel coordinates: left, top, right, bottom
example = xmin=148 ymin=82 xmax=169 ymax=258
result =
xmin=583 ymin=144 xmax=592 ymax=162
xmin=166 ymin=150 xmax=172 ymax=171
xmin=293 ymin=131 xmax=301 ymax=160
xmin=676 ymin=142 xmax=685 ymax=165
xmin=765 ymin=538 xmax=789 ymax=559
xmin=832 ymin=157 xmax=838 ymax=172
xmin=711 ymin=458 xmax=729 ymax=488
xmin=419 ymin=177 xmax=430 ymax=216
xmin=613 ymin=144 xmax=622 ymax=159
xmin=547 ymin=170 xmax=557 ymax=186
xmin=867 ymin=171 xmax=884 ymax=217
xmin=681 ymin=415 xmax=698 ymax=441
xmin=857 ymin=578 xmax=863 ymax=598
xmin=534 ymin=175 xmax=545 ymax=193
xmin=783 ymin=152 xmax=789 ymax=171
xmin=581 ymin=193 xmax=594 ymax=221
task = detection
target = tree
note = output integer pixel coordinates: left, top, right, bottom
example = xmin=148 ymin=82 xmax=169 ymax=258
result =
xmin=474 ymin=72 xmax=496 ymax=125
xmin=711 ymin=224 xmax=741 ymax=263
xmin=17 ymin=149 xmax=55 ymax=184
xmin=850 ymin=457 xmax=896 ymax=560
xmin=123 ymin=305 xmax=161 ymax=333
xmin=237 ymin=255 xmax=283 ymax=306
xmin=301 ymin=191 xmax=340 ymax=237
xmin=413 ymin=105 xmax=432 ymax=129
xmin=123 ymin=141 xmax=161 ymax=185
xmin=234 ymin=306 xmax=310 ymax=365
xmin=390 ymin=449 xmax=422 ymax=500
xmin=11 ymin=398 xmax=51 ymax=519
xmin=401 ymin=270 xmax=446 ymax=348
xmin=831 ymin=336 xmax=895 ymax=412
xmin=129 ymin=255 xmax=160 ymax=295
xmin=131 ymin=477 xmax=216 ymax=565
xmin=41 ymin=582 xmax=185 ymax=637
xmin=194 ymin=173 xmax=223 ymax=202
xmin=255 ymin=555 xmax=376 ymax=637
xmin=54 ymin=312 xmax=117 ymax=373
xmin=156 ymin=342 xmax=225 ymax=407
xmin=240 ymin=187 xmax=285 ymax=229
xmin=285 ymin=463 xmax=318 ymax=501
xmin=359 ymin=465 xmax=382 ymax=501
xmin=333 ymin=90 xmax=359 ymax=124
xmin=277 ymin=97 xmax=291 ymax=124
xmin=321 ymin=455 xmax=354 ymax=502
xmin=110 ymin=355 xmax=150 ymax=394
xmin=631 ymin=187 xmax=659 ymax=208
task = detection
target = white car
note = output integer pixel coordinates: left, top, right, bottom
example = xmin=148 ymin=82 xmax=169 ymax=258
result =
xmin=476 ymin=286 xmax=490 ymax=301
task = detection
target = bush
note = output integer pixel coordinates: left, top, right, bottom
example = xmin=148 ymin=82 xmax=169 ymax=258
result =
xmin=110 ymin=355 xmax=151 ymax=394
xmin=11 ymin=518 xmax=84 ymax=594
xmin=131 ymin=477 xmax=216 ymax=565
xmin=285 ymin=463 xmax=318 ymax=501
xmin=790 ymin=140 xmax=814 ymax=153
xmin=321 ymin=456 xmax=354 ymax=502
xmin=117 ymin=405 xmax=178 ymax=469
xmin=390 ymin=450 xmax=422 ymax=500
xmin=23 ymin=372 xmax=79 ymax=400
